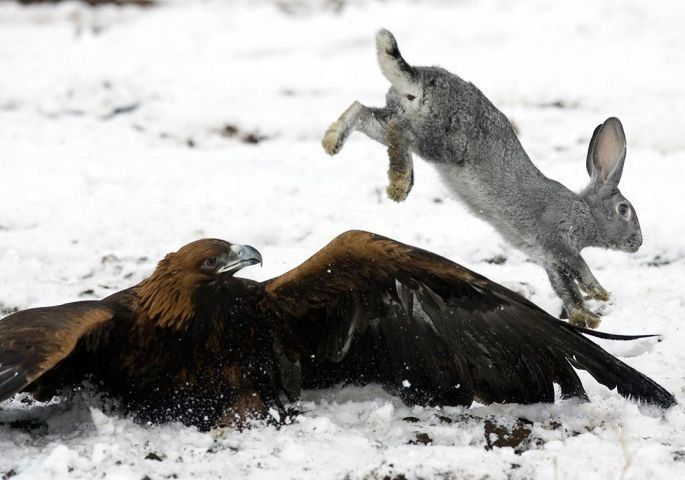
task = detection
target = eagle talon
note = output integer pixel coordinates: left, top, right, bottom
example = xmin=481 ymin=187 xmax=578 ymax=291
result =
xmin=210 ymin=426 xmax=234 ymax=440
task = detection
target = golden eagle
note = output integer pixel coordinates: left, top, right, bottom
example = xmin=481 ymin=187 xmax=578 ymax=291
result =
xmin=0 ymin=231 xmax=675 ymax=430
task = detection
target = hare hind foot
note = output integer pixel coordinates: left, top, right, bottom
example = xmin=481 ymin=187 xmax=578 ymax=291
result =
xmin=386 ymin=168 xmax=413 ymax=202
xmin=568 ymin=308 xmax=602 ymax=329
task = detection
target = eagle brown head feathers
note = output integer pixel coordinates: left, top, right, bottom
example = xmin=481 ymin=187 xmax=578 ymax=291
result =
xmin=135 ymin=239 xmax=262 ymax=330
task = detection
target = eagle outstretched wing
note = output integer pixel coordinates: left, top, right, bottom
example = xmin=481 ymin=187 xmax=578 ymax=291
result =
xmin=262 ymin=230 xmax=675 ymax=408
xmin=0 ymin=300 xmax=118 ymax=402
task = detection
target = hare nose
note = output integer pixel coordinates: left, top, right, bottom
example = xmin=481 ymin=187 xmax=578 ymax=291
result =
xmin=628 ymin=233 xmax=642 ymax=251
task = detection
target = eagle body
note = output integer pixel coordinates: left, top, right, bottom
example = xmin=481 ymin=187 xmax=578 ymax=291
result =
xmin=10 ymin=279 xmax=277 ymax=430
xmin=0 ymin=232 xmax=676 ymax=430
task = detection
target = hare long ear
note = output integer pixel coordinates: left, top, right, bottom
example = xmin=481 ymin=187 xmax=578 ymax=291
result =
xmin=586 ymin=117 xmax=627 ymax=188
xmin=585 ymin=124 xmax=602 ymax=177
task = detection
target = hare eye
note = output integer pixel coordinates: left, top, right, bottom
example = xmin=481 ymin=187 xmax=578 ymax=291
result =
xmin=617 ymin=204 xmax=630 ymax=219
xmin=406 ymin=94 xmax=416 ymax=101
xmin=203 ymin=257 xmax=218 ymax=269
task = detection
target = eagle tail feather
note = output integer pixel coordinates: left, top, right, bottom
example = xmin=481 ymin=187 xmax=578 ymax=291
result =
xmin=561 ymin=333 xmax=676 ymax=408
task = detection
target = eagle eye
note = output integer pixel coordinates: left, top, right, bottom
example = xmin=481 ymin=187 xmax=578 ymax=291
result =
xmin=203 ymin=257 xmax=219 ymax=269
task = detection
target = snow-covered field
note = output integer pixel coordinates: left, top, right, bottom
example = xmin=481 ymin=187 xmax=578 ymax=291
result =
xmin=1 ymin=0 xmax=684 ymax=478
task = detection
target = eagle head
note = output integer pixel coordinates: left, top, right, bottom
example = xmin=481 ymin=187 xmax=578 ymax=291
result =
xmin=169 ymin=239 xmax=263 ymax=278
xmin=136 ymin=239 xmax=262 ymax=329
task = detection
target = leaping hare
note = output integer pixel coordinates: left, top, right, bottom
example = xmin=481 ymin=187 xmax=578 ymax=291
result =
xmin=322 ymin=29 xmax=642 ymax=328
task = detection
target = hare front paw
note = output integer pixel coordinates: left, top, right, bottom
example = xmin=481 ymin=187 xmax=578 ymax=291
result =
xmin=579 ymin=283 xmax=610 ymax=302
xmin=568 ymin=307 xmax=601 ymax=329
xmin=322 ymin=122 xmax=348 ymax=155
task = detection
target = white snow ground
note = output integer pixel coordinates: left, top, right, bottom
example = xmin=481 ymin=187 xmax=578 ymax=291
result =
xmin=1 ymin=0 xmax=685 ymax=478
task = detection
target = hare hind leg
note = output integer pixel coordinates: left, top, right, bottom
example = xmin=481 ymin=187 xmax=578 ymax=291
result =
xmin=546 ymin=266 xmax=601 ymax=329
xmin=386 ymin=119 xmax=414 ymax=202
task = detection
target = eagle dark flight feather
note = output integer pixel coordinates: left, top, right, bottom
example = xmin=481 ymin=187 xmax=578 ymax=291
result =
xmin=0 ymin=301 xmax=116 ymax=400
xmin=0 ymin=232 xmax=676 ymax=431
xmin=261 ymin=231 xmax=675 ymax=408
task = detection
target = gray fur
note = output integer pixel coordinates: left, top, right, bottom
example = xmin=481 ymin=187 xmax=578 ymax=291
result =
xmin=322 ymin=29 xmax=643 ymax=328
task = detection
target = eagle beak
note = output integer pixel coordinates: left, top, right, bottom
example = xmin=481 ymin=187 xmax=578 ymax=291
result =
xmin=217 ymin=244 xmax=263 ymax=275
